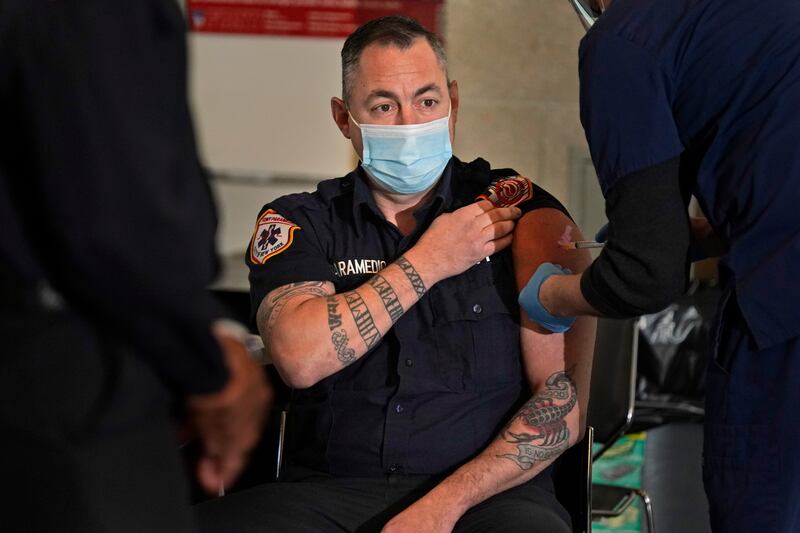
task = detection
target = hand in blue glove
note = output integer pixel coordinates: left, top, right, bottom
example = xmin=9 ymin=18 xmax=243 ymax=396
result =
xmin=518 ymin=263 xmax=577 ymax=333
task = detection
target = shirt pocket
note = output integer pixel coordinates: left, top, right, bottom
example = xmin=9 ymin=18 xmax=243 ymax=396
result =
xmin=430 ymin=260 xmax=521 ymax=392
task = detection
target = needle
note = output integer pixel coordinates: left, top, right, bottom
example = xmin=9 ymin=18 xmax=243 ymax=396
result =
xmin=559 ymin=240 xmax=605 ymax=250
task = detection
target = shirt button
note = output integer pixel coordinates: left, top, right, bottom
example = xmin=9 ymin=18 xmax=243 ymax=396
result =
xmin=473 ymin=304 xmax=483 ymax=314
xmin=395 ymin=403 xmax=404 ymax=414
xmin=405 ymin=358 xmax=414 ymax=367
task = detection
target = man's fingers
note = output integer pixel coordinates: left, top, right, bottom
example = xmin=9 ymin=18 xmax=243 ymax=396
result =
xmin=234 ymin=420 xmax=263 ymax=454
xmin=483 ymin=219 xmax=516 ymax=241
xmin=480 ymin=206 xmax=522 ymax=226
xmin=485 ymin=233 xmax=514 ymax=255
xmin=471 ymin=199 xmax=494 ymax=214
xmin=196 ymin=456 xmax=222 ymax=495
xmin=188 ymin=331 xmax=272 ymax=496
xmin=196 ymin=451 xmax=248 ymax=495
xmin=218 ymin=453 xmax=247 ymax=487
xmin=451 ymin=200 xmax=492 ymax=218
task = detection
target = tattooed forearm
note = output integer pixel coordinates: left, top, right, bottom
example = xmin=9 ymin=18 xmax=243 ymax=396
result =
xmin=368 ymin=275 xmax=404 ymax=323
xmin=331 ymin=329 xmax=356 ymax=365
xmin=326 ymin=296 xmax=343 ymax=330
xmin=326 ymin=296 xmax=356 ymax=366
xmin=259 ymin=282 xmax=329 ymax=338
xmin=497 ymin=369 xmax=577 ymax=471
xmin=343 ymin=291 xmax=382 ymax=349
xmin=396 ymin=256 xmax=426 ymax=298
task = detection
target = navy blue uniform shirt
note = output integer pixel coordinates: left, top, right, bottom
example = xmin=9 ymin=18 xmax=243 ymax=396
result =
xmin=247 ymin=157 xmax=570 ymax=476
xmin=580 ymin=0 xmax=800 ymax=348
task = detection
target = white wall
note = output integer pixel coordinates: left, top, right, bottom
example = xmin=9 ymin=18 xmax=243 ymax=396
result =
xmin=189 ymin=33 xmax=353 ymax=177
xmin=445 ymin=0 xmax=605 ymax=239
xmin=188 ymin=33 xmax=356 ymax=255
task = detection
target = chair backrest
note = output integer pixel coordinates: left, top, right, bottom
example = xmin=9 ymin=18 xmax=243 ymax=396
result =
xmin=553 ymin=426 xmax=594 ymax=533
xmin=586 ymin=318 xmax=639 ymax=459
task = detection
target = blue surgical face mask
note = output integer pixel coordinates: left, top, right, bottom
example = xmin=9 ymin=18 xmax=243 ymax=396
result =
xmin=350 ymin=108 xmax=453 ymax=195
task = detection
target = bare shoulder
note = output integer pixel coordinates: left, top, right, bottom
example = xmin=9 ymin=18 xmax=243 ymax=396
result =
xmin=511 ymin=208 xmax=592 ymax=288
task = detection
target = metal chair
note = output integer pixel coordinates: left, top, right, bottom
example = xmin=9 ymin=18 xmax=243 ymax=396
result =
xmin=587 ymin=318 xmax=655 ymax=532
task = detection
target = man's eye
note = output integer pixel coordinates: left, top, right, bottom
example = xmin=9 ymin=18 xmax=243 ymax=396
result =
xmin=422 ymin=99 xmax=436 ymax=108
xmin=376 ymin=104 xmax=392 ymax=113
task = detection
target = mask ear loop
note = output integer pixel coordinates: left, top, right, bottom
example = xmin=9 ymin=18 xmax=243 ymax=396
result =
xmin=347 ymin=106 xmax=362 ymax=129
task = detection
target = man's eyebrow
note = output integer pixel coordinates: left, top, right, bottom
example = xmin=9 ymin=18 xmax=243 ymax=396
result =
xmin=365 ymin=84 xmax=443 ymax=103
xmin=414 ymin=83 xmax=442 ymax=98
xmin=366 ymin=89 xmax=400 ymax=103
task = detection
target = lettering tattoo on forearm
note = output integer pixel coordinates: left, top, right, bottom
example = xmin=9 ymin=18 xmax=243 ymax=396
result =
xmin=343 ymin=290 xmax=382 ymax=349
xmin=396 ymin=256 xmax=426 ymax=298
xmin=259 ymin=282 xmax=329 ymax=339
xmin=367 ymin=275 xmax=404 ymax=323
xmin=326 ymin=296 xmax=343 ymax=330
xmin=326 ymin=296 xmax=356 ymax=366
xmin=497 ymin=369 xmax=578 ymax=471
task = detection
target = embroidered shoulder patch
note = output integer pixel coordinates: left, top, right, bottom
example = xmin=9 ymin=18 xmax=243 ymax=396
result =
xmin=249 ymin=209 xmax=301 ymax=265
xmin=476 ymin=175 xmax=534 ymax=208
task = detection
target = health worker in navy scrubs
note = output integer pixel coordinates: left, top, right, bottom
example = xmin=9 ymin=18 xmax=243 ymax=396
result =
xmin=518 ymin=1 xmax=800 ymax=531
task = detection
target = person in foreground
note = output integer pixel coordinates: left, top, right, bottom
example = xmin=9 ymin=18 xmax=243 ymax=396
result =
xmin=523 ymin=1 xmax=800 ymax=532
xmin=0 ymin=3 xmax=271 ymax=531
xmin=197 ymin=15 xmax=595 ymax=533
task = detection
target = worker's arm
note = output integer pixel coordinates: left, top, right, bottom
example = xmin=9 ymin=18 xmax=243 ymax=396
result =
xmin=534 ymin=157 xmax=693 ymax=322
xmin=381 ymin=208 xmax=596 ymax=533
xmin=258 ymin=202 xmax=521 ymax=389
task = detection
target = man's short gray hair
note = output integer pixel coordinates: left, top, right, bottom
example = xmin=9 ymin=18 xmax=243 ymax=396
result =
xmin=341 ymin=16 xmax=449 ymax=104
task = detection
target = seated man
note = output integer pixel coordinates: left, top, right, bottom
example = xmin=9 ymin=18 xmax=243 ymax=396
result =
xmin=198 ymin=15 xmax=595 ymax=533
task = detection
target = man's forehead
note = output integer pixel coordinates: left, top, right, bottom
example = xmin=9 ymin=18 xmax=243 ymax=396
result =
xmin=354 ymin=38 xmax=446 ymax=83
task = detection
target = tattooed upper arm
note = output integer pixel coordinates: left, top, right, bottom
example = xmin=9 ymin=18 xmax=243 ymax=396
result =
xmin=257 ymin=281 xmax=334 ymax=339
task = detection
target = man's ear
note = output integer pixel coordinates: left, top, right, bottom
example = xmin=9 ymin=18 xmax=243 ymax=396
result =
xmin=331 ymin=97 xmax=351 ymax=139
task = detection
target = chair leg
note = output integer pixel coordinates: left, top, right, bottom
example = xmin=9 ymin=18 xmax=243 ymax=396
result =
xmin=635 ymin=489 xmax=655 ymax=533
xmin=275 ymin=410 xmax=287 ymax=481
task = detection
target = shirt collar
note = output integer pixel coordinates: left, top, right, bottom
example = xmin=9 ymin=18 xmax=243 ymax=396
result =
xmin=350 ymin=158 xmax=456 ymax=234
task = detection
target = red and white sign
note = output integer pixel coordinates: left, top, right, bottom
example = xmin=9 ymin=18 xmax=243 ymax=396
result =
xmin=187 ymin=0 xmax=444 ymax=38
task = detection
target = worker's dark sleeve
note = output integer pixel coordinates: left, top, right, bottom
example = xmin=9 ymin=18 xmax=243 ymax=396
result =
xmin=580 ymin=157 xmax=691 ymax=318
xmin=3 ymin=1 xmax=227 ymax=393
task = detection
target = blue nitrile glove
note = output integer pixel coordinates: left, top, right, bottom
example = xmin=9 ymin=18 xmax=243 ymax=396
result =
xmin=596 ymin=222 xmax=707 ymax=261
xmin=519 ymin=263 xmax=577 ymax=333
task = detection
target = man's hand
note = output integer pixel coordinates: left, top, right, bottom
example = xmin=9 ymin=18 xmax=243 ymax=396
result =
xmin=409 ymin=201 xmax=522 ymax=285
xmin=381 ymin=496 xmax=459 ymax=533
xmin=186 ymin=324 xmax=273 ymax=494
